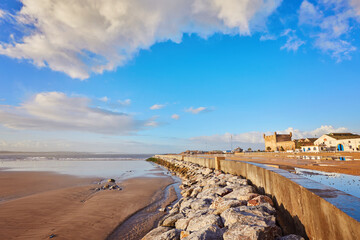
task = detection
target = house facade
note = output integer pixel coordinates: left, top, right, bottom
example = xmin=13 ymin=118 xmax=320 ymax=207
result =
xmin=264 ymin=132 xmax=295 ymax=152
xmin=301 ymin=145 xmax=326 ymax=153
xmin=314 ymin=133 xmax=360 ymax=152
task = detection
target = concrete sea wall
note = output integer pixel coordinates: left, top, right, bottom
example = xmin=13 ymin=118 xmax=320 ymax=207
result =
xmin=155 ymin=154 xmax=360 ymax=240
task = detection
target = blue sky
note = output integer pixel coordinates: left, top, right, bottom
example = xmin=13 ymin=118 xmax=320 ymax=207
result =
xmin=0 ymin=0 xmax=359 ymax=153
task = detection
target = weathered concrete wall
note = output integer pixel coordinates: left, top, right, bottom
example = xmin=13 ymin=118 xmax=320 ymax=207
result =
xmin=155 ymin=154 xmax=360 ymax=240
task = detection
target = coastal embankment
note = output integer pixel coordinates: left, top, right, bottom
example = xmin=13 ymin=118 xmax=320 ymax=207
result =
xmin=143 ymin=157 xmax=303 ymax=239
xmin=151 ymin=154 xmax=360 ymax=240
xmin=0 ymin=170 xmax=174 ymax=240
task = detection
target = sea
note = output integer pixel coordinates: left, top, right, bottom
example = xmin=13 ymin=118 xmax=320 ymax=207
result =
xmin=0 ymin=152 xmax=162 ymax=180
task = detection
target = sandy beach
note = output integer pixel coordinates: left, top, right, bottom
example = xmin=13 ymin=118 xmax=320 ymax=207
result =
xmin=0 ymin=170 xmax=174 ymax=240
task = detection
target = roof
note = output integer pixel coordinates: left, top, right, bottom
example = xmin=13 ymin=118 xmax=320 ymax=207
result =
xmin=325 ymin=133 xmax=360 ymax=140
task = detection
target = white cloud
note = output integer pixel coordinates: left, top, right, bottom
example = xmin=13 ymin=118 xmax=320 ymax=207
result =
xmin=0 ymin=92 xmax=150 ymax=134
xmin=118 ymin=99 xmax=131 ymax=106
xmin=299 ymin=0 xmax=357 ymax=61
xmin=278 ymin=125 xmax=349 ymax=139
xmin=190 ymin=125 xmax=350 ymax=149
xmin=351 ymin=0 xmax=360 ymax=15
xmin=99 ymin=96 xmax=109 ymax=102
xmin=150 ymin=104 xmax=165 ymax=110
xmin=0 ymin=0 xmax=281 ymax=79
xmin=0 ymin=9 xmax=5 ymax=19
xmin=259 ymin=34 xmax=277 ymax=41
xmin=280 ymin=29 xmax=305 ymax=52
xmin=185 ymin=106 xmax=211 ymax=114
xmin=171 ymin=114 xmax=180 ymax=120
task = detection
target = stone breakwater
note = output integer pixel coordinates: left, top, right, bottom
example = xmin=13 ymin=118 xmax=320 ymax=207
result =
xmin=143 ymin=157 xmax=304 ymax=240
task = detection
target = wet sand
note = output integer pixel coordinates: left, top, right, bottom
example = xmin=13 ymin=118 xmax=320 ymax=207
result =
xmin=0 ymin=171 xmax=174 ymax=240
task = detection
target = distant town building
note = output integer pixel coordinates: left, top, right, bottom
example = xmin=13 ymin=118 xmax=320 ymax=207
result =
xmin=314 ymin=133 xmax=360 ymax=152
xmin=294 ymin=138 xmax=317 ymax=149
xmin=232 ymin=147 xmax=243 ymax=153
xmin=301 ymin=145 xmax=325 ymax=153
xmin=263 ymin=132 xmax=295 ymax=152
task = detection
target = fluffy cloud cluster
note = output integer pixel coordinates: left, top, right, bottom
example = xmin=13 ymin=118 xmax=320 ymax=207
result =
xmin=0 ymin=0 xmax=281 ymax=79
xmin=190 ymin=125 xmax=350 ymax=147
xmin=0 ymin=92 xmax=148 ymax=134
xmin=299 ymin=0 xmax=359 ymax=61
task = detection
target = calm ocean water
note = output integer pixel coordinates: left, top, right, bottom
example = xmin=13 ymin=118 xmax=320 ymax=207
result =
xmin=0 ymin=153 xmax=162 ymax=179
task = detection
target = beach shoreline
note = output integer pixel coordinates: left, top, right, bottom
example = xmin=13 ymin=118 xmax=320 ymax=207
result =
xmin=0 ymin=170 xmax=174 ymax=240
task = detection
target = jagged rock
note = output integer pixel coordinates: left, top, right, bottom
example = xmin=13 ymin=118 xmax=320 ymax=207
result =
xmin=248 ymin=195 xmax=274 ymax=207
xmin=142 ymin=226 xmax=179 ymax=240
xmin=196 ymin=188 xmax=220 ymax=199
xmin=161 ymin=213 xmax=183 ymax=227
xmin=278 ymin=234 xmax=305 ymax=240
xmin=176 ymin=218 xmax=191 ymax=230
xmin=203 ymin=168 xmax=213 ymax=176
xmin=220 ymin=207 xmax=276 ymax=228
xmin=190 ymin=186 xmax=203 ymax=198
xmin=108 ymin=178 xmax=115 ymax=183
xmin=223 ymin=222 xmax=281 ymax=240
xmin=225 ymin=186 xmax=255 ymax=199
xmin=181 ymin=188 xmax=194 ymax=197
xmin=215 ymin=187 xmax=233 ymax=197
xmin=210 ymin=197 xmax=247 ymax=215
xmin=145 ymin=157 xmax=283 ymax=240
xmin=169 ymin=206 xmax=180 ymax=215
xmin=186 ymin=214 xmax=223 ymax=232
xmin=231 ymin=193 xmax=259 ymax=201
xmin=241 ymin=204 xmax=276 ymax=216
xmin=190 ymin=198 xmax=213 ymax=211
xmin=183 ymin=224 xmax=224 ymax=240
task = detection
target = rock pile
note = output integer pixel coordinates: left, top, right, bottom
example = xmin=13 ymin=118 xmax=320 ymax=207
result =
xmin=142 ymin=157 xmax=304 ymax=240
xmin=96 ymin=179 xmax=122 ymax=191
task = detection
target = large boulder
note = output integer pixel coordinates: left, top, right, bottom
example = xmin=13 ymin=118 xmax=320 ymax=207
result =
xmin=176 ymin=218 xmax=192 ymax=230
xmin=142 ymin=226 xmax=180 ymax=240
xmin=223 ymin=222 xmax=281 ymax=240
xmin=215 ymin=187 xmax=233 ymax=197
xmin=161 ymin=213 xmax=184 ymax=227
xmin=229 ymin=193 xmax=259 ymax=201
xmin=182 ymin=224 xmax=224 ymax=240
xmin=210 ymin=197 xmax=247 ymax=215
xmin=220 ymin=207 xmax=276 ymax=228
xmin=247 ymin=195 xmax=274 ymax=207
xmin=190 ymin=186 xmax=203 ymax=198
xmin=225 ymin=186 xmax=255 ymax=199
xmin=187 ymin=214 xmax=223 ymax=232
xmin=190 ymin=198 xmax=213 ymax=211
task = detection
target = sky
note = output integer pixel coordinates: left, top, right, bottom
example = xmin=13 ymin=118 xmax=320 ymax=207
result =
xmin=0 ymin=0 xmax=359 ymax=153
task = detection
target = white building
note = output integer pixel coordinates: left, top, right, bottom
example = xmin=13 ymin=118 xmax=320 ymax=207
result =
xmin=314 ymin=133 xmax=360 ymax=152
xmin=301 ymin=146 xmax=324 ymax=153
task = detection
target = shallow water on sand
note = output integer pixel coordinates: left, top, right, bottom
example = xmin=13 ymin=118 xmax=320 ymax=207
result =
xmin=295 ymin=168 xmax=360 ymax=198
xmin=0 ymin=153 xmax=162 ymax=180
